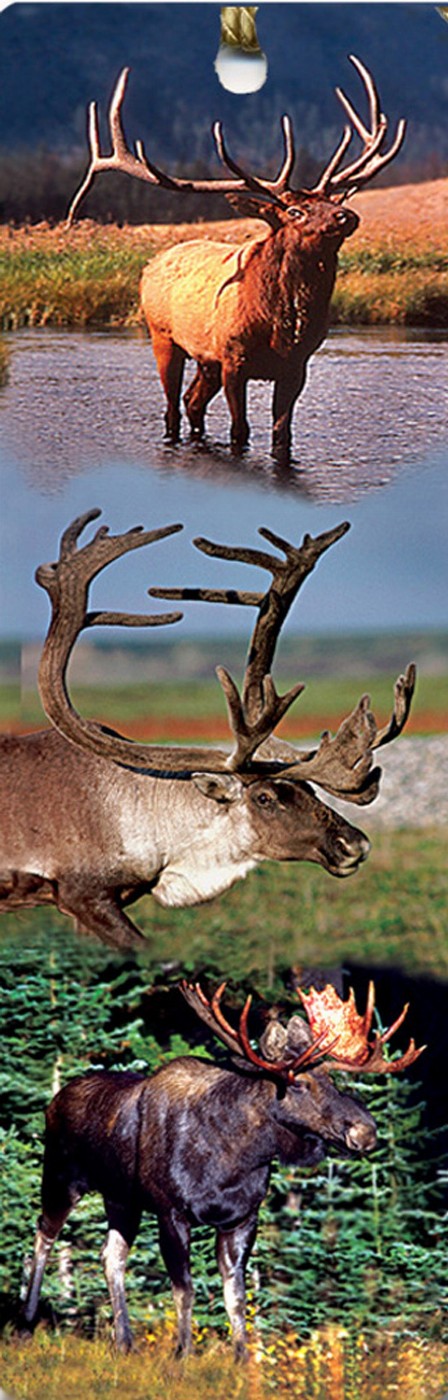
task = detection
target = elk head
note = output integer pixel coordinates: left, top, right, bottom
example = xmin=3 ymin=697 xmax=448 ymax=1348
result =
xmin=67 ymin=55 xmax=406 ymax=233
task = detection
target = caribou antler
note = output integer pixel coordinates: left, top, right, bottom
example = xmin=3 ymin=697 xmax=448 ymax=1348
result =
xmin=67 ymin=66 xmax=296 ymax=226
xmin=182 ymin=980 xmax=424 ymax=1080
xmin=296 ymin=982 xmax=425 ymax=1074
xmin=315 ymin=54 xmax=406 ymax=198
xmin=152 ymin=524 xmax=415 ymax=798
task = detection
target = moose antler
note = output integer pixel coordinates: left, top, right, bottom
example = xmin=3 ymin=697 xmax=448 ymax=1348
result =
xmin=182 ymin=980 xmax=425 ymax=1080
xmin=296 ymin=982 xmax=425 ymax=1074
xmin=181 ymin=981 xmax=330 ymax=1079
xmin=152 ymin=523 xmax=416 ymax=798
xmin=67 ymin=57 xmax=404 ymax=225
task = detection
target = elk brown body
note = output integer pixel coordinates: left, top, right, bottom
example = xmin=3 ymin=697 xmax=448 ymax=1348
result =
xmin=20 ymin=988 xmax=379 ymax=1358
xmin=68 ymin=58 xmax=406 ymax=462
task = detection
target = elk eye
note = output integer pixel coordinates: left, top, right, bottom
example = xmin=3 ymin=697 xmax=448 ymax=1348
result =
xmin=288 ymin=207 xmax=307 ymax=221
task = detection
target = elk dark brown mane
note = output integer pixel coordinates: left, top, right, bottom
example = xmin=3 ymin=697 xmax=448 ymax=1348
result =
xmin=67 ymin=58 xmax=406 ymax=462
xmin=0 ymin=510 xmax=415 ymax=949
xmin=19 ymin=980 xmax=422 ymax=1357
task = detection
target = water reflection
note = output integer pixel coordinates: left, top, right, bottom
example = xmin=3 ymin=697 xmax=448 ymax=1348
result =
xmin=1 ymin=327 xmax=447 ymax=504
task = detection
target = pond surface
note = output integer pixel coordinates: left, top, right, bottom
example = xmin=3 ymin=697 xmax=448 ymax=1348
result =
xmin=1 ymin=325 xmax=448 ymax=501
xmin=1 ymin=326 xmax=447 ymax=639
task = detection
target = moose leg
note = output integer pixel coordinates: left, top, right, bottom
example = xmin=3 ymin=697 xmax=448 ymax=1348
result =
xmin=101 ymin=1205 xmax=141 ymax=1353
xmin=272 ymin=366 xmax=307 ymax=464
xmin=20 ymin=1170 xmax=79 ymax=1331
xmin=216 ymin=1214 xmax=258 ymax=1361
xmin=158 ymin=1211 xmax=193 ymax=1356
xmin=183 ymin=362 xmax=222 ymax=437
xmin=222 ymin=364 xmax=249 ymax=450
xmin=150 ymin=331 xmax=186 ymax=440
xmin=57 ymin=877 xmax=145 ymax=950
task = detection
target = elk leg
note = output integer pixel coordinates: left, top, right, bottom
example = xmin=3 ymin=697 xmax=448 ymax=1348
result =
xmin=272 ymin=366 xmax=307 ymax=463
xmin=101 ymin=1205 xmax=141 ymax=1353
xmin=150 ymin=331 xmax=186 ymax=440
xmin=222 ymin=365 xmax=249 ymax=450
xmin=183 ymin=361 xmax=222 ymax=437
xmin=57 ymin=878 xmax=145 ymax=951
xmin=216 ymin=1213 xmax=258 ymax=1361
xmin=158 ymin=1211 xmax=193 ymax=1356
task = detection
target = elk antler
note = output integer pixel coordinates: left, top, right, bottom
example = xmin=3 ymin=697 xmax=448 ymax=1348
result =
xmin=67 ymin=66 xmax=295 ymax=225
xmin=151 ymin=524 xmax=415 ymax=797
xmin=296 ymin=982 xmax=425 ymax=1074
xmin=181 ymin=981 xmax=330 ymax=1079
xmin=67 ymin=58 xmax=404 ymax=226
xmin=315 ymin=55 xmax=406 ymax=199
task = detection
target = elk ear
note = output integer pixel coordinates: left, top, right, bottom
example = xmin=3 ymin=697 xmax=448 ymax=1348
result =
xmin=225 ymin=191 xmax=283 ymax=229
xmin=192 ymin=772 xmax=244 ymax=804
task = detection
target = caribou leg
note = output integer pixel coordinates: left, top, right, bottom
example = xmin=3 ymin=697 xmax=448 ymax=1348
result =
xmin=158 ymin=1211 xmax=194 ymax=1356
xmin=150 ymin=332 xmax=186 ymax=440
xmin=184 ymin=361 xmax=222 ymax=437
xmin=57 ymin=877 xmax=145 ymax=950
xmin=216 ymin=1213 xmax=258 ymax=1361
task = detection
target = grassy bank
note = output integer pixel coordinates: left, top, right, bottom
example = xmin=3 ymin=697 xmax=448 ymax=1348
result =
xmin=1 ymin=1328 xmax=447 ymax=1400
xmin=0 ymin=208 xmax=447 ymax=331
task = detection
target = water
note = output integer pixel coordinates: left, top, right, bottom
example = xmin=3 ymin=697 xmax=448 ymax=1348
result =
xmin=0 ymin=326 xmax=447 ymax=639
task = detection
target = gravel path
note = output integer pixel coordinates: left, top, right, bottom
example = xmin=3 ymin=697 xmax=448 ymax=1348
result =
xmin=332 ymin=736 xmax=448 ymax=830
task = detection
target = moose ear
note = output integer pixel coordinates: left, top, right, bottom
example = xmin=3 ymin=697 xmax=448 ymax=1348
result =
xmin=225 ymin=191 xmax=283 ymax=229
xmin=192 ymin=772 xmax=244 ymax=804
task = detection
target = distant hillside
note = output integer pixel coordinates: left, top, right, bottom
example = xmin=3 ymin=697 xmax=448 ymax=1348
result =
xmin=0 ymin=3 xmax=447 ymax=222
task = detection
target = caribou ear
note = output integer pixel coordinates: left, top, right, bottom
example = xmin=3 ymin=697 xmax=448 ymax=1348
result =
xmin=225 ymin=191 xmax=283 ymax=229
xmin=192 ymin=772 xmax=244 ymax=804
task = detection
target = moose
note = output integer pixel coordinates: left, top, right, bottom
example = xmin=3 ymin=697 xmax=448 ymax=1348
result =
xmin=19 ymin=979 xmax=423 ymax=1358
xmin=0 ymin=510 xmax=415 ymax=950
xmin=67 ymin=58 xmax=406 ymax=462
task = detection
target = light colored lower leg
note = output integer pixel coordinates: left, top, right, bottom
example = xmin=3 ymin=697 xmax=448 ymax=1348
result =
xmin=222 ymin=1274 xmax=247 ymax=1354
xmin=172 ymin=1281 xmax=194 ymax=1355
xmin=101 ymin=1228 xmax=132 ymax=1350
xmin=22 ymin=1226 xmax=55 ymax=1323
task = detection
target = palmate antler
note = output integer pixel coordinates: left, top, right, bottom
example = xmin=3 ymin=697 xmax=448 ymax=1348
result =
xmin=67 ymin=56 xmax=405 ymax=225
xmin=296 ymin=982 xmax=425 ymax=1074
xmin=182 ymin=980 xmax=425 ymax=1080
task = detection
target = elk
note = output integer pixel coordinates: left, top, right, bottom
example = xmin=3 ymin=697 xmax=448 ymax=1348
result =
xmin=67 ymin=58 xmax=406 ymax=462
xmin=19 ymin=980 xmax=423 ymax=1358
xmin=0 ymin=510 xmax=415 ymax=950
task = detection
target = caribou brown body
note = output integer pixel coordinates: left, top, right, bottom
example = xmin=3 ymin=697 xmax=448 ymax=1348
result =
xmin=0 ymin=511 xmax=415 ymax=949
xmin=68 ymin=58 xmax=406 ymax=461
xmin=20 ymin=981 xmax=422 ymax=1356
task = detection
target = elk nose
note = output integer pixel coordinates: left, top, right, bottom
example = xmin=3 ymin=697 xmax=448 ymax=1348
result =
xmin=346 ymin=1121 xmax=377 ymax=1153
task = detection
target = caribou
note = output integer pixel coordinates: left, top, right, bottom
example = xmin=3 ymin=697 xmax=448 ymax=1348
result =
xmin=0 ymin=509 xmax=415 ymax=949
xmin=67 ymin=58 xmax=406 ymax=462
xmin=19 ymin=979 xmax=423 ymax=1357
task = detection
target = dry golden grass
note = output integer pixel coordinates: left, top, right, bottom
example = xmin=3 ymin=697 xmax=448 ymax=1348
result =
xmin=1 ymin=1324 xmax=447 ymax=1400
xmin=1 ymin=180 xmax=447 ymax=329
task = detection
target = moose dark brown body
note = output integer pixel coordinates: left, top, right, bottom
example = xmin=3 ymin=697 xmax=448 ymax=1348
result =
xmin=0 ymin=512 xmax=415 ymax=949
xmin=20 ymin=1056 xmax=375 ymax=1356
xmin=20 ymin=979 xmax=422 ymax=1357
xmin=68 ymin=58 xmax=406 ymax=462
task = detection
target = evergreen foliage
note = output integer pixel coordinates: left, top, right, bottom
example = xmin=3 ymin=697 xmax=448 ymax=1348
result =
xmin=0 ymin=937 xmax=446 ymax=1343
